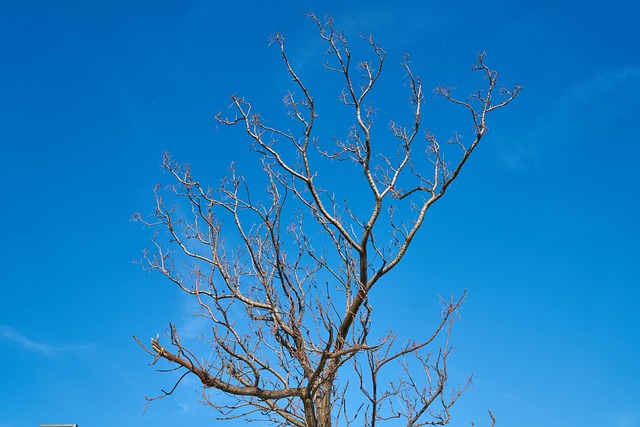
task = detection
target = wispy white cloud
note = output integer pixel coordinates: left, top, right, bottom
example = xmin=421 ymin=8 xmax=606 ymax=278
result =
xmin=558 ymin=65 xmax=640 ymax=109
xmin=176 ymin=296 xmax=210 ymax=341
xmin=0 ymin=325 xmax=93 ymax=356
xmin=495 ymin=65 xmax=640 ymax=171
xmin=616 ymin=412 xmax=640 ymax=427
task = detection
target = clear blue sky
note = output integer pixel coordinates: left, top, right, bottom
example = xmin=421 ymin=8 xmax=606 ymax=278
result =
xmin=1 ymin=0 xmax=638 ymax=426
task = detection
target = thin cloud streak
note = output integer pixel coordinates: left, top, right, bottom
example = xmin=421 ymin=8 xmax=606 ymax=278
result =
xmin=616 ymin=412 xmax=640 ymax=427
xmin=496 ymin=65 xmax=640 ymax=171
xmin=0 ymin=324 xmax=93 ymax=356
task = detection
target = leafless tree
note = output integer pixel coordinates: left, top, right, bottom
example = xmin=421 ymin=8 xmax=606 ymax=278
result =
xmin=134 ymin=13 xmax=520 ymax=427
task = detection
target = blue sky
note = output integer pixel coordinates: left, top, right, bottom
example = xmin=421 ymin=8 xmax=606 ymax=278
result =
xmin=1 ymin=0 xmax=639 ymax=426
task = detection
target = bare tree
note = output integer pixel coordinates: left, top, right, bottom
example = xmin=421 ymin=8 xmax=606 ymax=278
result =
xmin=134 ymin=13 xmax=520 ymax=427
